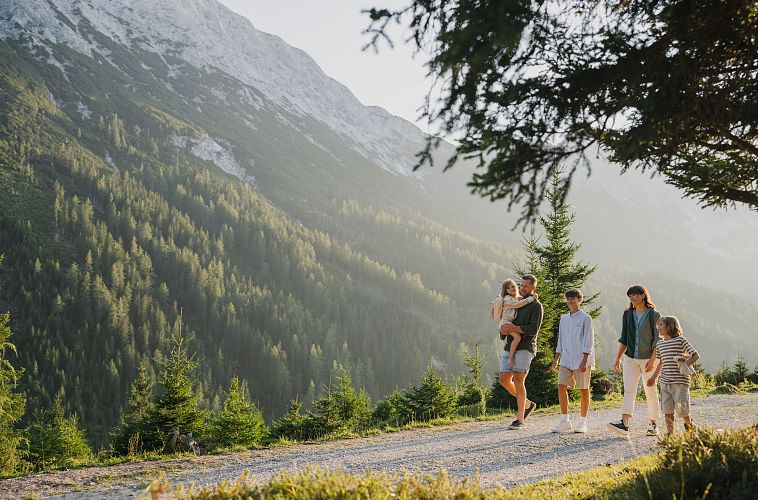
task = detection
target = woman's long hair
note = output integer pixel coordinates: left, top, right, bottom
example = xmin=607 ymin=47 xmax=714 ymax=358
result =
xmin=627 ymin=284 xmax=655 ymax=310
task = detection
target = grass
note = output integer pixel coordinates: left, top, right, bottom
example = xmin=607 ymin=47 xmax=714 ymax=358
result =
xmin=147 ymin=426 xmax=757 ymax=499
xmin=7 ymin=385 xmax=751 ymax=480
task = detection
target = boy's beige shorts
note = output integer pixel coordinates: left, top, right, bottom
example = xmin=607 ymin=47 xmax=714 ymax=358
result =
xmin=558 ymin=365 xmax=591 ymax=390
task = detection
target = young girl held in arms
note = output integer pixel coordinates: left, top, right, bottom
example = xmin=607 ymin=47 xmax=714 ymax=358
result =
xmin=492 ymin=279 xmax=537 ymax=368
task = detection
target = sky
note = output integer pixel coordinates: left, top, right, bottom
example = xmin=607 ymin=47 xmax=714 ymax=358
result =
xmin=217 ymin=0 xmax=433 ymax=131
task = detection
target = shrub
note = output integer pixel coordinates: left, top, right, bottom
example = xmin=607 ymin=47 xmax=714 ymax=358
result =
xmin=654 ymin=426 xmax=758 ymax=498
xmin=207 ymin=376 xmax=266 ymax=449
xmin=455 ymin=346 xmax=487 ymax=416
xmin=25 ymin=395 xmax=92 ymax=471
xmin=372 ymin=390 xmax=406 ymax=425
xmin=399 ymin=365 xmax=457 ymax=422
xmin=313 ymin=369 xmax=371 ymax=434
xmin=590 ymin=369 xmax=619 ymax=397
xmin=110 ymin=362 xmax=157 ymax=455
xmin=269 ymin=400 xmax=325 ymax=441
xmin=716 ymin=356 xmax=752 ymax=386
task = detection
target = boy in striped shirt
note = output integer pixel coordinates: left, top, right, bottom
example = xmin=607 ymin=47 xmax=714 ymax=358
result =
xmin=646 ymin=315 xmax=700 ymax=435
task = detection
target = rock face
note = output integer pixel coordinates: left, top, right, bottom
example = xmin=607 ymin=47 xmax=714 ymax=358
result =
xmin=0 ymin=0 xmax=426 ymax=177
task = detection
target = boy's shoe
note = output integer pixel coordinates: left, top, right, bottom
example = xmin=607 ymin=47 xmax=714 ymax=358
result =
xmin=646 ymin=422 xmax=658 ymax=436
xmin=508 ymin=420 xmax=526 ymax=430
xmin=684 ymin=421 xmax=696 ymax=432
xmin=607 ymin=420 xmax=630 ymax=437
xmin=574 ymin=418 xmax=588 ymax=433
xmin=552 ymin=418 xmax=573 ymax=433
xmin=524 ymin=401 xmax=537 ymax=419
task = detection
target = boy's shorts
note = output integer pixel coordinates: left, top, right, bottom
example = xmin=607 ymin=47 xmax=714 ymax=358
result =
xmin=660 ymin=382 xmax=690 ymax=416
xmin=558 ymin=365 xmax=591 ymax=390
xmin=499 ymin=349 xmax=535 ymax=373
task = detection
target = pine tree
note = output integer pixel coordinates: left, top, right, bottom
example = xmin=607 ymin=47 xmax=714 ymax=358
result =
xmin=207 ymin=375 xmax=266 ymax=448
xmin=400 ymin=364 xmax=457 ymax=422
xmin=457 ymin=344 xmax=487 ymax=415
xmin=26 ymin=394 xmax=92 ymax=471
xmin=513 ymin=171 xmax=600 ymax=406
xmin=110 ymin=362 xmax=155 ymax=455
xmin=149 ymin=325 xmax=208 ymax=451
xmin=313 ymin=368 xmax=371 ymax=433
xmin=0 ymin=309 xmax=27 ymax=476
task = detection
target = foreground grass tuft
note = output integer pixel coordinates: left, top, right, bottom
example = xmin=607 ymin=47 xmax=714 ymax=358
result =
xmin=150 ymin=426 xmax=757 ymax=499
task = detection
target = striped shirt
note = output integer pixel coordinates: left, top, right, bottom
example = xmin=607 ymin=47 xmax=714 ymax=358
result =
xmin=655 ymin=336 xmax=698 ymax=385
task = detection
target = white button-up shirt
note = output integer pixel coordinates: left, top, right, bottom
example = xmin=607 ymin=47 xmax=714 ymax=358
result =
xmin=556 ymin=310 xmax=595 ymax=370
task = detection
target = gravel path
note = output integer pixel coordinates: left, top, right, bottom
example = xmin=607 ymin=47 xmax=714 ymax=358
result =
xmin=3 ymin=393 xmax=756 ymax=499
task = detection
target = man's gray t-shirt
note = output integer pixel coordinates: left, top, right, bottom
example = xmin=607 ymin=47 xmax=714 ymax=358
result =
xmin=505 ymin=298 xmax=544 ymax=354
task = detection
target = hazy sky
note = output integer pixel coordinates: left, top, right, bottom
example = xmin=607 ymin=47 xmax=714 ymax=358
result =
xmin=217 ymin=0 xmax=432 ymax=130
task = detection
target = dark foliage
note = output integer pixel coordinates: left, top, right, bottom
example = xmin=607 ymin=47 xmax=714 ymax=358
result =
xmin=365 ymin=1 xmax=758 ymax=222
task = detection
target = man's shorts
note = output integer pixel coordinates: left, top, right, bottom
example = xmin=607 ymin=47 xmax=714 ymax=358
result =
xmin=660 ymin=382 xmax=691 ymax=416
xmin=557 ymin=365 xmax=591 ymax=390
xmin=499 ymin=349 xmax=535 ymax=373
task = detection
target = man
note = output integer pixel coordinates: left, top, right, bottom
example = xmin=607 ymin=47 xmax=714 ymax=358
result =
xmin=498 ymin=274 xmax=543 ymax=429
xmin=550 ymin=288 xmax=594 ymax=433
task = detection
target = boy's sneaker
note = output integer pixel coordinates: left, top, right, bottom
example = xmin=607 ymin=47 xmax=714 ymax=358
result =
xmin=552 ymin=418 xmax=573 ymax=433
xmin=574 ymin=418 xmax=588 ymax=433
xmin=524 ymin=401 xmax=537 ymax=419
xmin=684 ymin=421 xmax=696 ymax=432
xmin=607 ymin=420 xmax=630 ymax=437
xmin=646 ymin=422 xmax=658 ymax=436
xmin=508 ymin=420 xmax=526 ymax=430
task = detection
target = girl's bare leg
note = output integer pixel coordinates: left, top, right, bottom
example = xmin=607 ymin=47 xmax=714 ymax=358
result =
xmin=508 ymin=332 xmax=522 ymax=368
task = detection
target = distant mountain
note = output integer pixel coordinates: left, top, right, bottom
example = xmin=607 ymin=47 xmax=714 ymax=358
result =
xmin=1 ymin=0 xmax=756 ymax=445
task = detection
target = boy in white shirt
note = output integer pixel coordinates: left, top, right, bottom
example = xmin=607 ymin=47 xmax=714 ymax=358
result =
xmin=550 ymin=288 xmax=595 ymax=433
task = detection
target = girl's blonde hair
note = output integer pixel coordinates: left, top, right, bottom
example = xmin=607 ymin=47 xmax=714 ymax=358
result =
xmin=500 ymin=279 xmax=519 ymax=298
xmin=658 ymin=315 xmax=683 ymax=337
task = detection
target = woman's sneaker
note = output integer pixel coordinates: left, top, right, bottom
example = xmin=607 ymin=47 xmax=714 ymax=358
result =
xmin=607 ymin=420 xmax=629 ymax=437
xmin=646 ymin=422 xmax=658 ymax=436
xmin=508 ymin=420 xmax=526 ymax=430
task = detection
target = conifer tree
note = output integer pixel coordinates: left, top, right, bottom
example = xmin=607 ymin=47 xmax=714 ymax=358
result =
xmin=512 ymin=171 xmax=600 ymax=406
xmin=110 ymin=362 xmax=155 ymax=455
xmin=149 ymin=324 xmax=208 ymax=450
xmin=0 ymin=308 xmax=26 ymax=476
xmin=457 ymin=344 xmax=487 ymax=415
xmin=207 ymin=375 xmax=266 ymax=448
xmin=26 ymin=394 xmax=92 ymax=471
xmin=314 ymin=368 xmax=371 ymax=432
xmin=400 ymin=364 xmax=457 ymax=422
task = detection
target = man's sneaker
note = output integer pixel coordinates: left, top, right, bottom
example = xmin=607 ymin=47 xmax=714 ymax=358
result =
xmin=574 ymin=418 xmax=588 ymax=434
xmin=646 ymin=422 xmax=658 ymax=436
xmin=552 ymin=418 xmax=573 ymax=433
xmin=607 ymin=420 xmax=630 ymax=437
xmin=524 ymin=401 xmax=537 ymax=419
xmin=508 ymin=420 xmax=526 ymax=430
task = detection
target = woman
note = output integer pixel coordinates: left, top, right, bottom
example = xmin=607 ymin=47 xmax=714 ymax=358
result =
xmin=608 ymin=285 xmax=661 ymax=437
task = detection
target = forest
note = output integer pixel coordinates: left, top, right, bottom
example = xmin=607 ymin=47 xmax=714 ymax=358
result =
xmin=1 ymin=35 xmax=756 ymax=458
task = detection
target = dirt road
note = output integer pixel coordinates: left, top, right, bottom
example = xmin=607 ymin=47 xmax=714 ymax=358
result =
xmin=3 ymin=393 xmax=755 ymax=499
